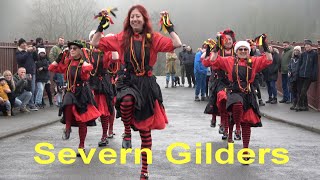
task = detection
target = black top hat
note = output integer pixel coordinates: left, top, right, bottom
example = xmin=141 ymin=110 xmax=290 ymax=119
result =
xmin=67 ymin=40 xmax=83 ymax=49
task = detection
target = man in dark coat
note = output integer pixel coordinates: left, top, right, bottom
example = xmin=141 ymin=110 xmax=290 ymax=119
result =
xmin=15 ymin=38 xmax=38 ymax=111
xmin=296 ymin=39 xmax=318 ymax=111
xmin=263 ymin=46 xmax=280 ymax=104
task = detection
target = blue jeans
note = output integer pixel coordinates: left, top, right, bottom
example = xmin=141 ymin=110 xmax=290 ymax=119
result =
xmin=18 ymin=91 xmax=32 ymax=108
xmin=195 ymin=73 xmax=206 ymax=97
xmin=266 ymin=80 xmax=277 ymax=98
xmin=35 ymin=82 xmax=45 ymax=105
xmin=166 ymin=73 xmax=175 ymax=83
xmin=29 ymin=74 xmax=36 ymax=105
xmin=281 ymin=74 xmax=290 ymax=101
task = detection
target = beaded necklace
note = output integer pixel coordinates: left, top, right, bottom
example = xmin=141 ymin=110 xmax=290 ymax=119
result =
xmin=66 ymin=58 xmax=83 ymax=93
xmin=129 ymin=36 xmax=146 ymax=76
xmin=235 ymin=57 xmax=252 ymax=93
xmin=89 ymin=50 xmax=102 ymax=76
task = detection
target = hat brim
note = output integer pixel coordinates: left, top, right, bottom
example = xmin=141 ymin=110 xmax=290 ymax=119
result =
xmin=67 ymin=42 xmax=83 ymax=49
xmin=0 ymin=77 xmax=6 ymax=81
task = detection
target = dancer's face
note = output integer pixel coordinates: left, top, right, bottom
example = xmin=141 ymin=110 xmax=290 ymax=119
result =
xmin=70 ymin=45 xmax=81 ymax=59
xmin=224 ymin=35 xmax=233 ymax=49
xmin=130 ymin=8 xmax=144 ymax=33
xmin=237 ymin=46 xmax=249 ymax=59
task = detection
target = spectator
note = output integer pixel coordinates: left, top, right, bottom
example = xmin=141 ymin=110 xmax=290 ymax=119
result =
xmin=0 ymin=76 xmax=11 ymax=116
xmin=35 ymin=37 xmax=53 ymax=107
xmin=178 ymin=44 xmax=187 ymax=86
xmin=279 ymin=41 xmax=293 ymax=103
xmin=3 ymin=70 xmax=21 ymax=116
xmin=296 ymin=40 xmax=318 ymax=111
xmin=49 ymin=36 xmax=65 ymax=63
xmin=263 ymin=46 xmax=280 ymax=104
xmin=48 ymin=37 xmax=65 ymax=106
xmin=15 ymin=38 xmax=38 ymax=110
xmin=35 ymin=48 xmax=50 ymax=108
xmin=194 ymin=47 xmax=207 ymax=101
xmin=185 ymin=46 xmax=195 ymax=88
xmin=288 ymin=46 xmax=301 ymax=110
xmin=13 ymin=67 xmax=33 ymax=112
xmin=165 ymin=51 xmax=178 ymax=88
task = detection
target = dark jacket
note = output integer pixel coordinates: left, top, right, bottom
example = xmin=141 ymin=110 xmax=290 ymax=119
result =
xmin=35 ymin=57 xmax=50 ymax=82
xmin=298 ymin=49 xmax=318 ymax=82
xmin=263 ymin=50 xmax=280 ymax=81
xmin=13 ymin=74 xmax=31 ymax=96
xmin=178 ymin=50 xmax=188 ymax=66
xmin=184 ymin=51 xmax=195 ymax=66
xmin=288 ymin=55 xmax=300 ymax=82
xmin=16 ymin=47 xmax=36 ymax=74
xmin=280 ymin=46 xmax=293 ymax=74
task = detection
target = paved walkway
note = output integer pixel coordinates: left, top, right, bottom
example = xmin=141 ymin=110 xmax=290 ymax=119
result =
xmin=0 ymin=76 xmax=319 ymax=140
xmin=259 ymin=87 xmax=320 ymax=134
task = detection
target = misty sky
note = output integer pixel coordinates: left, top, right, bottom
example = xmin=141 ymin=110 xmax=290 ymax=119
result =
xmin=1 ymin=0 xmax=320 ymax=48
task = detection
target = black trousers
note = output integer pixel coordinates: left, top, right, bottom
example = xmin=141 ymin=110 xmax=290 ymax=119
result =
xmin=297 ymin=77 xmax=312 ymax=108
xmin=185 ymin=64 xmax=195 ymax=86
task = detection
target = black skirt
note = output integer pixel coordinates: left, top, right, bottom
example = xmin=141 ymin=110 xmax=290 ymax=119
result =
xmin=115 ymin=74 xmax=163 ymax=122
xmin=204 ymin=76 xmax=229 ymax=114
xmin=59 ymin=84 xmax=97 ymax=127
xmin=226 ymin=88 xmax=262 ymax=127
xmin=90 ymin=73 xmax=114 ymax=114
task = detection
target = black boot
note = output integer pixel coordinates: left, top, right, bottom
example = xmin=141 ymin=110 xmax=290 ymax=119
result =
xmin=290 ymin=100 xmax=297 ymax=110
xmin=62 ymin=128 xmax=72 ymax=140
xmin=140 ymin=173 xmax=149 ymax=180
xmin=122 ymin=134 xmax=132 ymax=149
xmin=259 ymin=99 xmax=265 ymax=106
xmin=270 ymin=97 xmax=277 ymax=104
xmin=77 ymin=148 xmax=85 ymax=157
xmin=265 ymin=97 xmax=272 ymax=103
xmin=98 ymin=137 xmax=109 ymax=147
xmin=234 ymin=130 xmax=241 ymax=141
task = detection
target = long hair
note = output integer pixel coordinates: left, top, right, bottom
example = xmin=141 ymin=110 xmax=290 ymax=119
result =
xmin=2 ymin=70 xmax=15 ymax=91
xmin=121 ymin=5 xmax=153 ymax=52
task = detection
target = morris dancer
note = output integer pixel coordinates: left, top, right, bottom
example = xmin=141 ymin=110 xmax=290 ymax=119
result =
xmin=48 ymin=40 xmax=101 ymax=156
xmin=202 ymin=35 xmax=272 ymax=160
xmin=88 ymin=31 xmax=119 ymax=146
xmin=91 ymin=5 xmax=182 ymax=179
xmin=202 ymin=29 xmax=237 ymax=141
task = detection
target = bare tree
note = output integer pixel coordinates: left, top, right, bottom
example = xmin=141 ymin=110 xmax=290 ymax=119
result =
xmin=28 ymin=0 xmax=98 ymax=41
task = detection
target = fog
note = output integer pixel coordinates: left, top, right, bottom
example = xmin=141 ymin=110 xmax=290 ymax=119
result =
xmin=1 ymin=0 xmax=320 ymax=48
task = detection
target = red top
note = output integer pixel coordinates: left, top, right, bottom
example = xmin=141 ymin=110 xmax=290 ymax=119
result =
xmin=48 ymin=57 xmax=93 ymax=81
xmin=204 ymin=55 xmax=272 ymax=83
xmin=98 ymin=32 xmax=175 ymax=66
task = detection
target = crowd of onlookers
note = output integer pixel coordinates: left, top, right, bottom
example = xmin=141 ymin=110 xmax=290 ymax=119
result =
xmin=263 ymin=39 xmax=318 ymax=111
xmin=164 ymin=39 xmax=318 ymax=112
xmin=0 ymin=37 xmax=66 ymax=116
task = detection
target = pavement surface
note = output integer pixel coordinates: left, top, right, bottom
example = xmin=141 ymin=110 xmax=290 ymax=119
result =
xmin=0 ymin=76 xmax=319 ymax=180
xmin=259 ymin=86 xmax=320 ymax=134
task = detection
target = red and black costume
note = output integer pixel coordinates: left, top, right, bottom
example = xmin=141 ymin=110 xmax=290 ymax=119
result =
xmin=106 ymin=55 xmax=121 ymax=138
xmin=89 ymin=49 xmax=116 ymax=146
xmin=202 ymin=29 xmax=236 ymax=140
xmin=98 ymin=32 xmax=174 ymax=176
xmin=48 ymin=46 xmax=101 ymax=151
xmin=207 ymin=54 xmax=272 ymax=148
